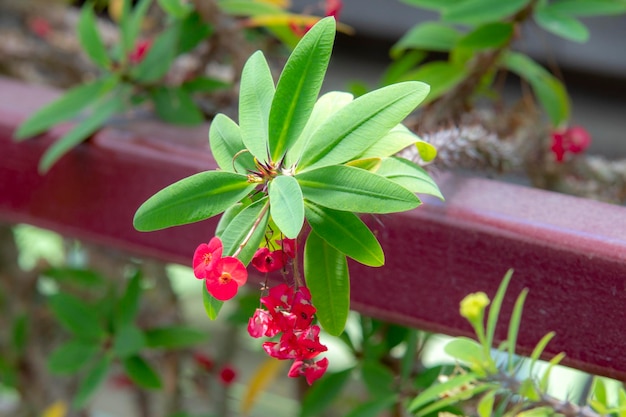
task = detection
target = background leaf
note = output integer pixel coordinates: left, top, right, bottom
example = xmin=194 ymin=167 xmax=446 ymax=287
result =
xmin=132 ymin=24 xmax=179 ymax=82
xmin=534 ymin=8 xmax=589 ymax=42
xmin=543 ymin=0 xmax=626 ymax=16
xmin=120 ymin=0 xmax=152 ymax=56
xmin=443 ymin=0 xmax=531 ymax=25
xmin=268 ymin=16 xmax=335 ymax=162
xmin=202 ymin=282 xmax=223 ymax=320
xmin=48 ymin=293 xmax=105 ymax=342
xmin=299 ymin=368 xmax=353 ymax=417
xmin=122 ymin=355 xmax=162 ymax=389
xmin=73 ymin=355 xmax=111 ymax=409
xmin=304 ymin=231 xmax=349 ymax=336
xmin=150 ymin=86 xmax=204 ymax=125
xmin=457 ymin=22 xmax=514 ymax=49
xmin=48 ymin=340 xmax=99 ymax=374
xmin=115 ymin=270 xmax=142 ymax=328
xmin=402 ymin=62 xmax=467 ymax=103
xmin=144 ymin=325 xmax=207 ymax=349
xmin=375 ymin=157 xmax=444 ymax=199
xmin=157 ymin=0 xmax=192 ymax=18
xmin=391 ymin=22 xmax=460 ymax=56
xmin=78 ymin=4 xmax=111 ymax=69
xmin=208 ymin=114 xmax=256 ymax=173
xmin=304 ymin=201 xmax=384 ymax=267
xmin=268 ymin=175 xmax=304 ymax=239
xmin=133 ymin=171 xmax=254 ymax=231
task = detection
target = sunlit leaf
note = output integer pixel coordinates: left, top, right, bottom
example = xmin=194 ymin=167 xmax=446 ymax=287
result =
xmin=375 ymin=157 xmax=443 ymax=200
xmin=239 ymin=50 xmax=275 ymax=161
xmin=297 ymin=165 xmax=421 ymax=214
xmin=444 ymin=337 xmax=484 ymax=364
xmin=357 ymin=124 xmax=422 ymax=160
xmin=268 ymin=175 xmax=304 ymax=238
xmin=298 ymin=81 xmax=430 ymax=170
xmin=539 ymin=351 xmax=566 ymax=391
xmin=304 ymin=201 xmax=384 ymax=266
xmin=529 ymin=331 xmax=555 ymax=374
xmin=477 ymin=389 xmax=496 ymax=417
xmin=133 ymin=171 xmax=254 ymax=231
xmin=268 ymin=17 xmax=335 ymax=162
xmin=158 ymin=0 xmax=192 ymax=18
xmin=304 ymin=231 xmax=349 ymax=336
xmin=209 ymin=114 xmax=256 ymax=174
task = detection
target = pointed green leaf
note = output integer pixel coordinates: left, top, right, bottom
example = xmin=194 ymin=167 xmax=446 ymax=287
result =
xmin=48 ymin=293 xmax=105 ymax=342
xmin=486 ymin=269 xmax=514 ymax=349
xmin=39 ymin=93 xmax=126 ymax=173
xmin=298 ymin=81 xmax=430 ymax=171
xmin=391 ymin=22 xmax=461 ymax=56
xmin=48 ymin=340 xmax=99 ymax=374
xmin=115 ymin=270 xmax=142 ymax=328
xmin=73 ymin=355 xmax=111 ymax=409
xmin=269 ymin=175 xmax=304 ymax=239
xmin=408 ymin=373 xmax=478 ymax=412
xmin=133 ymin=171 xmax=254 ymax=231
xmin=529 ymin=331 xmax=555 ymax=374
xmin=357 ymin=124 xmax=421 ymax=159
xmin=287 ymin=91 xmax=354 ymax=166
xmin=178 ymin=11 xmax=214 ymax=53
xmin=209 ymin=114 xmax=256 ymax=174
xmin=122 ymin=355 xmax=162 ymax=389
xmin=202 ymin=281 xmax=223 ymax=319
xmin=477 ymin=390 xmax=497 ymax=417
xmin=144 ymin=325 xmax=207 ymax=349
xmin=113 ymin=324 xmax=146 ymax=358
xmin=507 ymin=288 xmax=528 ymax=372
xmin=539 ymin=352 xmax=566 ymax=391
xmin=14 ymin=77 xmax=117 ymax=140
xmin=219 ymin=198 xmax=270 ymax=264
xmin=132 ymin=24 xmax=179 ymax=82
xmin=304 ymin=201 xmax=384 ymax=266
xmin=151 ymin=86 xmax=204 ymax=125
xmin=457 ymin=22 xmax=514 ymax=49
xmin=444 ymin=337 xmax=484 ymax=364
xmin=121 ymin=0 xmax=153 ymax=56
xmin=443 ymin=0 xmax=531 ymax=25
xmin=402 ymin=61 xmax=466 ymax=103
xmin=78 ymin=4 xmax=111 ymax=69
xmin=296 ymin=165 xmax=421 ymax=214
xmin=304 ymin=231 xmax=349 ymax=336
xmin=239 ymin=50 xmax=275 ymax=161
xmin=375 ymin=157 xmax=443 ymax=200
xmin=268 ymin=16 xmax=336 ymax=162
xmin=534 ymin=9 xmax=589 ymax=43
xmin=300 ymin=368 xmax=353 ymax=417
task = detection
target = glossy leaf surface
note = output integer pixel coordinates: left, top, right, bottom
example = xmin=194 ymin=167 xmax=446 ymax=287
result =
xmin=219 ymin=198 xmax=270 ymax=264
xmin=209 ymin=114 xmax=256 ymax=173
xmin=375 ymin=157 xmax=443 ymax=199
xmin=269 ymin=175 xmax=304 ymax=239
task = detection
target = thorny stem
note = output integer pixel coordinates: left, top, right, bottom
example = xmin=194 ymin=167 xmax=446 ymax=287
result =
xmin=231 ymin=200 xmax=270 ymax=258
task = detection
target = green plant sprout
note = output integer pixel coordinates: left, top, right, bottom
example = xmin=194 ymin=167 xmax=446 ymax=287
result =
xmin=408 ymin=269 xmax=626 ymax=417
xmin=133 ymin=16 xmax=441 ymax=384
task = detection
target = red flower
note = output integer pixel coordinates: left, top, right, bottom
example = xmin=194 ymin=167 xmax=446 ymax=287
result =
xmin=278 ymin=238 xmax=297 ymax=259
xmin=193 ymin=237 xmax=223 ymax=279
xmin=251 ymin=247 xmax=287 ymax=273
xmin=550 ymin=125 xmax=591 ymax=162
xmin=325 ymin=0 xmax=343 ymax=19
xmin=205 ymin=256 xmax=248 ymax=301
xmin=248 ymin=308 xmax=281 ymax=338
xmin=288 ymin=357 xmax=329 ymax=385
xmin=219 ymin=366 xmax=237 ymax=385
xmin=129 ymin=39 xmax=152 ymax=64
xmin=193 ymin=352 xmax=214 ymax=372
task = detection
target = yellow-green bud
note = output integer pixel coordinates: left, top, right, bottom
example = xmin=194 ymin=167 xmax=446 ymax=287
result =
xmin=460 ymin=292 xmax=490 ymax=321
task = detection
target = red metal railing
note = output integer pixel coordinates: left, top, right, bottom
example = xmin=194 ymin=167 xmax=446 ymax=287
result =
xmin=2 ymin=76 xmax=626 ymax=381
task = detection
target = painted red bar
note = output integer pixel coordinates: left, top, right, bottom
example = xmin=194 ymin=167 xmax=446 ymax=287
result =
xmin=2 ymin=77 xmax=626 ymax=380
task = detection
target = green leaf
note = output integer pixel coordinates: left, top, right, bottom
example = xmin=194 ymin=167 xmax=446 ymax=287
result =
xmin=534 ymin=8 xmax=589 ymax=42
xmin=543 ymin=0 xmax=626 ymax=16
xmin=398 ymin=0 xmax=458 ymax=11
xmin=182 ymin=76 xmax=229 ymax=93
xmin=409 ymin=372 xmax=476 ymax=412
xmin=151 ymin=86 xmax=204 ymax=125
xmin=217 ymin=0 xmax=285 ymax=16
xmin=501 ymin=52 xmax=570 ymax=126
xmin=113 ymin=324 xmax=146 ymax=358
xmin=361 ymin=361 xmax=395 ymax=398
xmin=444 ymin=337 xmax=484 ymax=365
xmin=287 ymin=91 xmax=354 ymax=167
xmin=304 ymin=231 xmax=350 ymax=336
xmin=73 ymin=355 xmax=111 ymax=409
xmin=486 ymin=269 xmax=513 ymax=350
xmin=304 ymin=201 xmax=384 ymax=267
xmin=591 ymin=377 xmax=607 ymax=406
xmin=443 ymin=0 xmax=531 ymax=25
xmin=121 ymin=0 xmax=153 ymax=56
xmin=457 ymin=22 xmax=514 ymax=49
xmin=477 ymin=390 xmax=497 ymax=417
xmin=382 ymin=50 xmax=427 ymax=86
xmin=122 ymin=355 xmax=162 ymax=389
xmin=48 ymin=340 xmax=99 ymax=374
xmin=209 ymin=114 xmax=256 ymax=174
xmin=402 ymin=61 xmax=467 ymax=103
xmin=268 ymin=16 xmax=336 ymax=162
xmin=375 ymin=157 xmax=444 ymax=200
xmin=133 ymin=170 xmax=254 ymax=231
xmin=298 ymin=81 xmax=430 ymax=171
xmin=299 ymin=368 xmax=353 ymax=417
xmin=178 ymin=12 xmax=213 ymax=53
xmin=507 ymin=288 xmax=528 ymax=372
xmin=115 ymin=270 xmax=142 ymax=328
xmin=144 ymin=325 xmax=207 ymax=349
xmin=132 ymin=24 xmax=179 ymax=82
xmin=39 ymin=92 xmax=126 ymax=173
xmin=202 ymin=282 xmax=223 ymax=320
xmin=11 ymin=314 xmax=28 ymax=354
xmin=391 ymin=22 xmax=461 ymax=56
xmin=78 ymin=4 xmax=111 ymax=69
xmin=43 ymin=267 xmax=106 ymax=288
xmin=219 ymin=197 xmax=270 ymax=264
xmin=529 ymin=331 xmax=555 ymax=374
xmin=158 ymin=0 xmax=192 ymax=18
xmin=268 ymin=175 xmax=304 ymax=239
xmin=48 ymin=293 xmax=105 ymax=342
xmin=239 ymin=50 xmax=275 ymax=161
xmin=344 ymin=395 xmax=398 ymax=417
xmin=296 ymin=165 xmax=421 ymax=214
xmin=400 ymin=330 xmax=419 ymax=381
xmin=357 ymin=124 xmax=422 ymax=159
xmin=416 ymin=141 xmax=438 ymax=162
xmin=539 ymin=352 xmax=565 ymax=391
xmin=14 ymin=77 xmax=117 ymax=140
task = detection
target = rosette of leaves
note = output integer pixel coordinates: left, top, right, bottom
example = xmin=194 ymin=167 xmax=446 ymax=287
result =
xmin=13 ymin=0 xmax=225 ymax=173
xmin=133 ymin=17 xmax=441 ymax=337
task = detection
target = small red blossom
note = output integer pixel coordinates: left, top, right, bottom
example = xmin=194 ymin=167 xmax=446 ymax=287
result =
xmin=219 ymin=366 xmax=237 ymax=385
xmin=278 ymin=238 xmax=297 ymax=259
xmin=550 ymin=125 xmax=591 ymax=162
xmin=205 ymin=256 xmax=248 ymax=301
xmin=288 ymin=357 xmax=329 ymax=385
xmin=248 ymin=308 xmax=281 ymax=338
xmin=193 ymin=352 xmax=214 ymax=372
xmin=325 ymin=0 xmax=343 ymax=19
xmin=193 ymin=237 xmax=223 ymax=279
xmin=28 ymin=16 xmax=52 ymax=38
xmin=251 ymin=247 xmax=287 ymax=273
xmin=129 ymin=39 xmax=152 ymax=64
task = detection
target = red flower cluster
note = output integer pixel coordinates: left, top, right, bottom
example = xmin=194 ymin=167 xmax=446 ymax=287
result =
xmin=248 ymin=284 xmax=328 ymax=385
xmin=550 ymin=125 xmax=591 ymax=162
xmin=193 ymin=237 xmax=247 ymax=301
xmin=251 ymin=238 xmax=297 ymax=273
